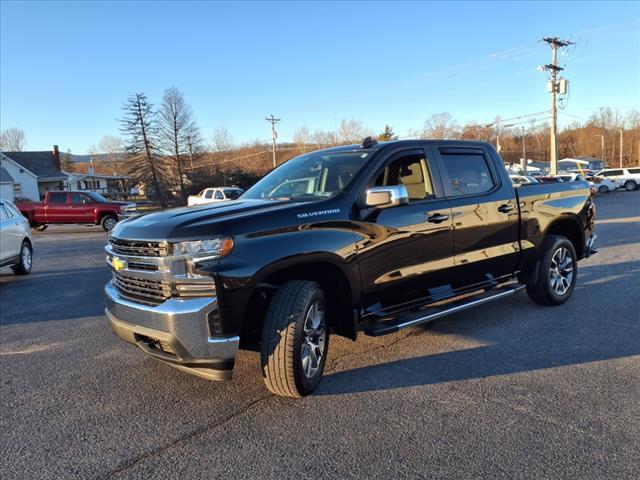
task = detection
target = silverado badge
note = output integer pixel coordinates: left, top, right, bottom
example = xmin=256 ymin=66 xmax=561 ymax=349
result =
xmin=112 ymin=257 xmax=126 ymax=272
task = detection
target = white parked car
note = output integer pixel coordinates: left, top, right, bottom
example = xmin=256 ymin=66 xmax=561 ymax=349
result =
xmin=594 ymin=168 xmax=640 ymax=191
xmin=588 ymin=175 xmax=618 ymax=194
xmin=0 ymin=199 xmax=33 ymax=275
xmin=187 ymin=187 xmax=244 ymax=206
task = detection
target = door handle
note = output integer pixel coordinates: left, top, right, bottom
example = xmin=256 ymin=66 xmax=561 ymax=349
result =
xmin=427 ymin=213 xmax=449 ymax=223
xmin=498 ymin=204 xmax=515 ymax=213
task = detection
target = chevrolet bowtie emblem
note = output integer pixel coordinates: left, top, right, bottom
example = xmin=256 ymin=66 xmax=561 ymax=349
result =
xmin=112 ymin=257 xmax=126 ymax=272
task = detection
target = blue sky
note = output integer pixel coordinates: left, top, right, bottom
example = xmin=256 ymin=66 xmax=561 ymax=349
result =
xmin=1 ymin=1 xmax=639 ymax=153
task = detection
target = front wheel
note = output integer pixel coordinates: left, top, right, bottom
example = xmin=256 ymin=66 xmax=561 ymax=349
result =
xmin=624 ymin=180 xmax=637 ymax=191
xmin=526 ymin=235 xmax=577 ymax=306
xmin=32 ymin=224 xmax=47 ymax=232
xmin=261 ymin=281 xmax=329 ymax=397
xmin=11 ymin=241 xmax=32 ymax=275
xmin=598 ymin=185 xmax=609 ymax=194
xmin=101 ymin=215 xmax=118 ymax=231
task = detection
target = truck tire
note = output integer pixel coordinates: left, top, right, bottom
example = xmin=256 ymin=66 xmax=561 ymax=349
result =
xmin=11 ymin=241 xmax=32 ymax=275
xmin=260 ymin=280 xmax=329 ymax=398
xmin=624 ymin=180 xmax=637 ymax=191
xmin=526 ymin=235 xmax=577 ymax=306
xmin=101 ymin=215 xmax=118 ymax=231
xmin=32 ymin=224 xmax=47 ymax=232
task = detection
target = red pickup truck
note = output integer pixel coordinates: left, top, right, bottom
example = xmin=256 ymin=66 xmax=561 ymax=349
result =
xmin=16 ymin=191 xmax=138 ymax=231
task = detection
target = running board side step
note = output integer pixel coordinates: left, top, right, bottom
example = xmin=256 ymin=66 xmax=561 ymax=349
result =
xmin=363 ymin=284 xmax=526 ymax=337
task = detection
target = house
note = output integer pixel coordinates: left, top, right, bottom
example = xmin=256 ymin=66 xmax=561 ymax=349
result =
xmin=65 ymin=168 xmax=132 ymax=199
xmin=0 ymin=152 xmax=43 ymax=201
xmin=0 ymin=164 xmax=15 ymax=200
xmin=1 ymin=146 xmax=68 ymax=200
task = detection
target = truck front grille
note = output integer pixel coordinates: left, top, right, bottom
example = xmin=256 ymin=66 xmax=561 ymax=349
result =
xmin=113 ymin=272 xmax=171 ymax=305
xmin=108 ymin=237 xmax=169 ymax=257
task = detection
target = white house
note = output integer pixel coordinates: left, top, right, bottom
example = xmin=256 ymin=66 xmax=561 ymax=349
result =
xmin=65 ymin=168 xmax=132 ymax=198
xmin=0 ymin=152 xmax=42 ymax=201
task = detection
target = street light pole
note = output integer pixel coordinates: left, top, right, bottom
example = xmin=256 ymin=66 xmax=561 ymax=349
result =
xmin=618 ymin=130 xmax=623 ymax=168
xmin=595 ymin=134 xmax=605 ymax=168
xmin=521 ymin=125 xmax=527 ymax=174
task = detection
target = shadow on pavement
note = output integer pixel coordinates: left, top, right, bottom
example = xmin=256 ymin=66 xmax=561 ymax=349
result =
xmin=318 ymin=259 xmax=640 ymax=396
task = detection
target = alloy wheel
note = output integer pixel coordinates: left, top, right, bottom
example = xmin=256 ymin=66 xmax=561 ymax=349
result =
xmin=301 ymin=301 xmax=326 ymax=379
xmin=549 ymin=247 xmax=574 ymax=296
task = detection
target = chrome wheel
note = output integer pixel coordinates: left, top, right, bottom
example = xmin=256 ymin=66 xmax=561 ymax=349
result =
xmin=103 ymin=217 xmax=117 ymax=231
xmin=21 ymin=244 xmax=32 ymax=270
xmin=549 ymin=247 xmax=573 ymax=296
xmin=301 ymin=301 xmax=326 ymax=379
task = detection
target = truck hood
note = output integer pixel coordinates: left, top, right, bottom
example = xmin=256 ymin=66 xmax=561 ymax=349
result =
xmin=110 ymin=198 xmax=306 ymax=241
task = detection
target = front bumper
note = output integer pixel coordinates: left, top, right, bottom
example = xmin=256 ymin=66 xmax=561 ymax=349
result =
xmin=105 ymin=281 xmax=239 ymax=380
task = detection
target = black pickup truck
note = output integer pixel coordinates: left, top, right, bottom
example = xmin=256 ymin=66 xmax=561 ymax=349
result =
xmin=105 ymin=139 xmax=597 ymax=397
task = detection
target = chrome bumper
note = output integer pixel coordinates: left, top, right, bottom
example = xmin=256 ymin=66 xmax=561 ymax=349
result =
xmin=105 ymin=281 xmax=239 ymax=380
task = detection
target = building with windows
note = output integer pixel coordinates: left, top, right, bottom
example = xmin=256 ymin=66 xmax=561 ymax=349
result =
xmin=0 ymin=146 xmax=68 ymax=200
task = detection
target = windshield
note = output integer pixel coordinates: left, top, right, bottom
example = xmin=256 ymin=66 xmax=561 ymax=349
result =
xmin=224 ymin=188 xmax=243 ymax=200
xmin=243 ymin=149 xmax=373 ymax=200
xmin=85 ymin=192 xmax=109 ymax=202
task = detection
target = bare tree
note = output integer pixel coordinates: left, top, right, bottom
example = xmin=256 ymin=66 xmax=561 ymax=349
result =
xmin=421 ymin=113 xmax=459 ymax=139
xmin=211 ymin=126 xmax=234 ymax=152
xmin=0 ymin=127 xmax=26 ymax=151
xmin=338 ymin=118 xmax=366 ymax=144
xmin=158 ymin=86 xmax=199 ymax=200
xmin=99 ymin=135 xmax=124 ymax=175
xmin=293 ymin=125 xmax=312 ymax=152
xmin=311 ymin=129 xmax=334 ymax=146
xmin=119 ymin=92 xmax=166 ymax=207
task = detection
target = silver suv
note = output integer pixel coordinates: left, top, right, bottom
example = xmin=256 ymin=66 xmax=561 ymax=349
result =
xmin=594 ymin=168 xmax=640 ymax=191
xmin=0 ymin=199 xmax=33 ymax=275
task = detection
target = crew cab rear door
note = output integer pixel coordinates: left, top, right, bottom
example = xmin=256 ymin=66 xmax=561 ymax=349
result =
xmin=355 ymin=147 xmax=454 ymax=313
xmin=430 ymin=144 xmax=519 ymax=289
xmin=44 ymin=191 xmax=69 ymax=222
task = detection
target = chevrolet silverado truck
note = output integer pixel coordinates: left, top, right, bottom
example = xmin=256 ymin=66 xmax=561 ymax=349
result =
xmin=16 ymin=191 xmax=137 ymax=232
xmin=104 ymin=139 xmax=597 ymax=397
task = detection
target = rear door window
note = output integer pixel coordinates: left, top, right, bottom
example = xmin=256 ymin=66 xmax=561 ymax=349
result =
xmin=438 ymin=150 xmax=496 ymax=197
xmin=48 ymin=192 xmax=67 ymax=204
xmin=628 ymin=168 xmax=640 ymax=174
xmin=214 ymin=190 xmax=225 ymax=200
xmin=204 ymin=189 xmax=214 ymax=199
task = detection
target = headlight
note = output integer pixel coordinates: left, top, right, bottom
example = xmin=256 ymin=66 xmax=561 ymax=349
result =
xmin=172 ymin=237 xmax=233 ymax=259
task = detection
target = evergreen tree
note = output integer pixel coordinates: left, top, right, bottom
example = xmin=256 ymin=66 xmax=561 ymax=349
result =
xmin=379 ymin=125 xmax=397 ymax=141
xmin=61 ymin=149 xmax=75 ymax=173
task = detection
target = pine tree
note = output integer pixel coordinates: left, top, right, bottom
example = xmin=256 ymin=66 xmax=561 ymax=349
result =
xmin=61 ymin=149 xmax=75 ymax=173
xmin=379 ymin=125 xmax=397 ymax=141
xmin=119 ymin=92 xmax=167 ymax=207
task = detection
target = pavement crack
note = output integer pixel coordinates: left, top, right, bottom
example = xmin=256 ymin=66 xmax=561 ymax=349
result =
xmin=100 ymin=394 xmax=271 ymax=479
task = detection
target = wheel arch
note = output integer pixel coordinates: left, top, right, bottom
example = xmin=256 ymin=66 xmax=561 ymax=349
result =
xmin=544 ymin=216 xmax=585 ymax=258
xmin=242 ymin=256 xmax=360 ymax=343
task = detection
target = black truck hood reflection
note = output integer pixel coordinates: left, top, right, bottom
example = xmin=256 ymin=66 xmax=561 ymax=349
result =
xmin=110 ymin=198 xmax=307 ymax=241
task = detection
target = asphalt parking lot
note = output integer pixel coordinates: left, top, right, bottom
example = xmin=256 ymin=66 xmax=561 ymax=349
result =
xmin=1 ymin=191 xmax=639 ymax=480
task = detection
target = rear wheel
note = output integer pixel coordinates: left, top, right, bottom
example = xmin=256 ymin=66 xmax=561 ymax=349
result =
xmin=624 ymin=180 xmax=637 ymax=191
xmin=101 ymin=215 xmax=118 ymax=231
xmin=32 ymin=223 xmax=47 ymax=232
xmin=11 ymin=241 xmax=32 ymax=275
xmin=260 ymin=280 xmax=329 ymax=398
xmin=526 ymin=235 xmax=577 ymax=306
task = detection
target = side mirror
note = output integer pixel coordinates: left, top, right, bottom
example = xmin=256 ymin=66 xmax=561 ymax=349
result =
xmin=365 ymin=185 xmax=409 ymax=209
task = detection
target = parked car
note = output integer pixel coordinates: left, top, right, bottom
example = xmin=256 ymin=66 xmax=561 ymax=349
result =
xmin=105 ymin=139 xmax=597 ymax=398
xmin=15 ymin=191 xmax=137 ymax=232
xmin=187 ymin=187 xmax=244 ymax=206
xmin=588 ymin=175 xmax=618 ymax=194
xmin=509 ymin=175 xmax=539 ymax=185
xmin=0 ymin=199 xmax=33 ymax=275
xmin=594 ymin=168 xmax=640 ymax=191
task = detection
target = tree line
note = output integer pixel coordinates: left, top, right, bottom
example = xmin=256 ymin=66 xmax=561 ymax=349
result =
xmin=3 ymin=97 xmax=638 ymax=206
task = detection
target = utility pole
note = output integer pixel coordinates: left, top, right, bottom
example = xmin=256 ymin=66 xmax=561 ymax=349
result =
xmin=186 ymin=133 xmax=194 ymax=170
xmin=265 ymin=114 xmax=281 ymax=168
xmin=542 ymin=37 xmax=573 ymax=175
xmin=595 ymin=134 xmax=605 ymax=168
xmin=618 ymin=129 xmax=623 ymax=168
xmin=521 ymin=125 xmax=527 ymax=174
